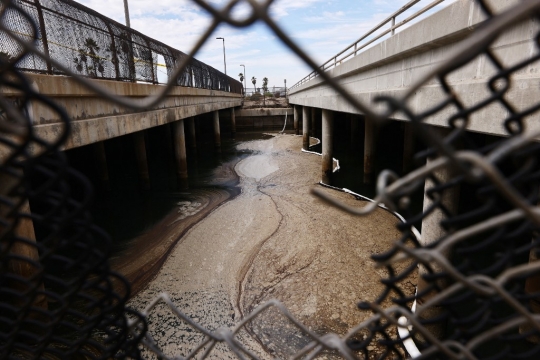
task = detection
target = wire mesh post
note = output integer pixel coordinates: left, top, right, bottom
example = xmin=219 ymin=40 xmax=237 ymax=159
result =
xmin=33 ymin=0 xmax=52 ymax=74
xmin=104 ymin=22 xmax=120 ymax=80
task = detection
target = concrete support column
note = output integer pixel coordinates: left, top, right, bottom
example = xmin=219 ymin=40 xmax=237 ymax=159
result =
xmin=93 ymin=141 xmax=110 ymax=191
xmin=310 ymin=107 xmax=316 ymax=137
xmin=0 ymin=176 xmax=48 ymax=311
xmin=522 ymin=193 xmax=540 ymax=342
xmin=520 ymin=240 xmax=540 ymax=343
xmin=302 ymin=106 xmax=311 ymax=151
xmin=173 ymin=120 xmax=189 ymax=189
xmin=417 ymin=131 xmax=460 ymax=341
xmin=164 ymin=123 xmax=173 ymax=153
xmin=364 ymin=118 xmax=374 ymax=184
xmin=403 ymin=122 xmax=414 ymax=174
xmin=213 ymin=110 xmax=221 ymax=152
xmin=14 ymin=201 xmax=46 ymax=308
xmin=294 ymin=105 xmax=300 ymax=135
xmin=133 ymin=131 xmax=150 ymax=189
xmin=322 ymin=109 xmax=334 ymax=185
xmin=187 ymin=117 xmax=197 ymax=153
xmin=230 ymin=108 xmax=236 ymax=139
xmin=350 ymin=115 xmax=359 ymax=150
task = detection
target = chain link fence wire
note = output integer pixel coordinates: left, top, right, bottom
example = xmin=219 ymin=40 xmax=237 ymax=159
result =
xmin=0 ymin=1 xmax=148 ymax=357
xmin=3 ymin=0 xmax=540 ymax=359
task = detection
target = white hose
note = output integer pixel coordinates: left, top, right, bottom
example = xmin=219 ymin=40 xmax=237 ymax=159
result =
xmin=280 ymin=110 xmax=288 ymax=133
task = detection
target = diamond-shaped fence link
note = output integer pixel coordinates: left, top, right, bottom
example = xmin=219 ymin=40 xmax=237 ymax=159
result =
xmin=2 ymin=0 xmax=540 ymax=359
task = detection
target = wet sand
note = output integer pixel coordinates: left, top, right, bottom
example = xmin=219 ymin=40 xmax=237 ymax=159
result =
xmin=128 ymin=134 xmax=414 ymax=359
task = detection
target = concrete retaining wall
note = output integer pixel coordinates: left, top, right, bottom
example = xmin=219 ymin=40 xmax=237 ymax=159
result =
xmin=220 ymin=108 xmax=294 ymax=132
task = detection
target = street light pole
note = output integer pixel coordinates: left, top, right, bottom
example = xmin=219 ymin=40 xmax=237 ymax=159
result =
xmin=123 ymin=0 xmax=131 ymax=28
xmin=240 ymin=64 xmax=246 ymax=96
xmin=216 ymin=37 xmax=226 ymax=75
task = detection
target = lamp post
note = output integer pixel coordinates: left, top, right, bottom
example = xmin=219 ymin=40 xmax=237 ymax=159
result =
xmin=123 ymin=0 xmax=130 ymax=28
xmin=240 ymin=64 xmax=246 ymax=96
xmin=216 ymin=37 xmax=226 ymax=75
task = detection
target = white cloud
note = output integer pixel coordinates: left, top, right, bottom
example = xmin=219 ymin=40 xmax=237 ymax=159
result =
xmin=72 ymin=0 xmax=458 ymax=86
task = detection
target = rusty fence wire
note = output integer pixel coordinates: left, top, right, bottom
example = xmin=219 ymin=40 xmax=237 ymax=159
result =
xmin=3 ymin=0 xmax=540 ymax=359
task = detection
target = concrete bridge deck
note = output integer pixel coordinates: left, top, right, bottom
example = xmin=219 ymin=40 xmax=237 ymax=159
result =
xmin=2 ymin=73 xmax=242 ymax=150
xmin=289 ymin=0 xmax=539 ymax=137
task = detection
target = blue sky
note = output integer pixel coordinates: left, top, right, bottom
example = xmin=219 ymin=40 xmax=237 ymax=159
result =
xmin=77 ymin=0 xmax=455 ymax=88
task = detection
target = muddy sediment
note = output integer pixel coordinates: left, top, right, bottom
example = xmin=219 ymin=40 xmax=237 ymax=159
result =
xmin=110 ymin=159 xmax=241 ymax=297
xmin=128 ymin=134 xmax=415 ymax=359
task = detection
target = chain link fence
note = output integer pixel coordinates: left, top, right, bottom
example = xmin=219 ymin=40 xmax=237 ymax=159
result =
xmin=0 ymin=0 xmax=242 ymax=92
xmin=2 ymin=0 xmax=540 ymax=359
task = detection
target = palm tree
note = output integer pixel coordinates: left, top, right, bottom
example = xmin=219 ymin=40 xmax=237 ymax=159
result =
xmin=73 ymin=37 xmax=104 ymax=77
xmin=238 ymin=73 xmax=245 ymax=96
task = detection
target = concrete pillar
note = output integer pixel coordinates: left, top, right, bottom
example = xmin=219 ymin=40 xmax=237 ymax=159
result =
xmin=310 ymin=107 xmax=316 ymax=137
xmin=364 ymin=118 xmax=374 ymax=184
xmin=0 ymin=177 xmax=48 ymax=311
xmin=93 ymin=141 xmax=110 ymax=191
xmin=522 ymin=195 xmax=540 ymax=342
xmin=164 ymin=122 xmax=173 ymax=153
xmin=302 ymin=106 xmax=311 ymax=150
xmin=294 ymin=105 xmax=300 ymax=135
xmin=187 ymin=117 xmax=197 ymax=153
xmin=314 ymin=108 xmax=321 ymax=139
xmin=322 ymin=109 xmax=334 ymax=185
xmin=230 ymin=108 xmax=236 ymax=139
xmin=403 ymin=122 xmax=414 ymax=174
xmin=417 ymin=131 xmax=460 ymax=341
xmin=524 ymin=247 xmax=540 ymax=340
xmin=15 ymin=202 xmax=48 ymax=311
xmin=350 ymin=115 xmax=359 ymax=150
xmin=173 ymin=120 xmax=189 ymax=190
xmin=133 ymin=131 xmax=150 ymax=189
xmin=213 ymin=110 xmax=221 ymax=152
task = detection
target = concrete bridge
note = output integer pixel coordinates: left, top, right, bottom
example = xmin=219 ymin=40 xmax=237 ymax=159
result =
xmin=289 ymin=0 xmax=540 ymax=183
xmin=1 ymin=72 xmax=242 ymax=189
xmin=0 ymin=0 xmax=249 ymax=190
xmin=288 ymin=0 xmax=539 ymax=301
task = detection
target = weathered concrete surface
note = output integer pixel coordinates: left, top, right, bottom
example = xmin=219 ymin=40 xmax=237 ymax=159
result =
xmin=289 ymin=0 xmax=540 ymax=137
xmin=1 ymin=73 xmax=241 ymax=150
xmin=220 ymin=108 xmax=294 ymax=132
xmin=235 ymin=108 xmax=293 ymax=117
xmin=128 ymin=134 xmax=413 ymax=359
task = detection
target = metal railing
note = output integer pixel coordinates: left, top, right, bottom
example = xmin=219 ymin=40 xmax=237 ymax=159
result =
xmin=243 ymin=86 xmax=288 ymax=97
xmin=290 ymin=0 xmax=447 ymax=90
xmin=3 ymin=0 xmax=540 ymax=359
xmin=0 ymin=0 xmax=242 ymax=93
